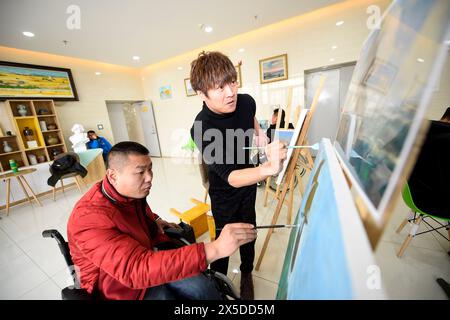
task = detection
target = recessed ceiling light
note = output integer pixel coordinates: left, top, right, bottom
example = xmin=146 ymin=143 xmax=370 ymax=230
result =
xmin=329 ymin=58 xmax=335 ymax=62
xmin=335 ymin=21 xmax=344 ymax=26
xmin=204 ymin=26 xmax=213 ymax=33
xmin=95 ymin=72 xmax=101 ymax=75
xmin=132 ymin=56 xmax=140 ymax=61
xmin=238 ymin=48 xmax=245 ymax=53
xmin=23 ymin=31 xmax=35 ymax=37
xmin=177 ymin=66 xmax=183 ymax=70
xmin=417 ymin=58 xmax=424 ymax=63
xmin=331 ymin=45 xmax=338 ymax=50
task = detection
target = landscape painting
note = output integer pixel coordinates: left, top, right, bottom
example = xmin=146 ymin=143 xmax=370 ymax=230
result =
xmin=0 ymin=61 xmax=78 ymax=101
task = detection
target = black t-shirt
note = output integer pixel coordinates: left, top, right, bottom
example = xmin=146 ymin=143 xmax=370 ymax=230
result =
xmin=190 ymin=94 xmax=257 ymax=217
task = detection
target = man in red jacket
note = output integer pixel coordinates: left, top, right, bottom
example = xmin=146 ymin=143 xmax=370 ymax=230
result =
xmin=67 ymin=141 xmax=257 ymax=300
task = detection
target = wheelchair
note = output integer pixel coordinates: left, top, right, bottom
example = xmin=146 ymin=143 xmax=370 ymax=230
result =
xmin=42 ymin=227 xmax=240 ymax=300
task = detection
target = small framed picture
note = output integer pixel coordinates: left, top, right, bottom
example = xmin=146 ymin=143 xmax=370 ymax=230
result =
xmin=159 ymin=85 xmax=172 ymax=100
xmin=259 ymin=54 xmax=288 ymax=84
xmin=184 ymin=78 xmax=197 ymax=97
xmin=235 ymin=65 xmax=242 ymax=88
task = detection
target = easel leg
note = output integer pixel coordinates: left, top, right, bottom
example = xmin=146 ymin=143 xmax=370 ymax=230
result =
xmin=256 ymin=176 xmax=290 ymax=270
xmin=16 ymin=176 xmax=32 ymax=204
xmin=287 ymin=175 xmax=294 ymax=225
xmin=263 ymin=177 xmax=271 ymax=207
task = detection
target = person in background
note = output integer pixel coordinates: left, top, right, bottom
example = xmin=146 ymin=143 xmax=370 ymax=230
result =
xmin=87 ymin=130 xmax=112 ymax=161
xmin=266 ymin=108 xmax=295 ymax=143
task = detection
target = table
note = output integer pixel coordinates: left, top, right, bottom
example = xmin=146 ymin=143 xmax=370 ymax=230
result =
xmin=0 ymin=168 xmax=42 ymax=215
xmin=77 ymin=148 xmax=106 ymax=184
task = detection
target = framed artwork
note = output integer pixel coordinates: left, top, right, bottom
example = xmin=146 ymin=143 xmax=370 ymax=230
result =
xmin=235 ymin=65 xmax=242 ymax=88
xmin=0 ymin=61 xmax=78 ymax=101
xmin=159 ymin=85 xmax=172 ymax=100
xmin=362 ymin=58 xmax=397 ymax=94
xmin=259 ymin=54 xmax=288 ymax=84
xmin=334 ymin=0 xmax=450 ymax=228
xmin=184 ymin=78 xmax=196 ymax=97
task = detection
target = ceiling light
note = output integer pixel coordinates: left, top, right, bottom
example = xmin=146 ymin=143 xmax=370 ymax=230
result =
xmin=417 ymin=58 xmax=424 ymax=63
xmin=329 ymin=58 xmax=335 ymax=62
xmin=95 ymin=72 xmax=101 ymax=75
xmin=177 ymin=66 xmax=183 ymax=70
xmin=331 ymin=45 xmax=338 ymax=50
xmin=23 ymin=31 xmax=35 ymax=37
xmin=238 ymin=48 xmax=245 ymax=53
xmin=204 ymin=26 xmax=213 ymax=33
xmin=132 ymin=56 xmax=140 ymax=61
xmin=335 ymin=21 xmax=344 ymax=26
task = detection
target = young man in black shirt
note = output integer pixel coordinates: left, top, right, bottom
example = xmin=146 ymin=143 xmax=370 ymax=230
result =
xmin=190 ymin=51 xmax=287 ymax=300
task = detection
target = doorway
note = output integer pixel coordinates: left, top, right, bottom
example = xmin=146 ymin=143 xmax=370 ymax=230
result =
xmin=106 ymin=100 xmax=161 ymax=157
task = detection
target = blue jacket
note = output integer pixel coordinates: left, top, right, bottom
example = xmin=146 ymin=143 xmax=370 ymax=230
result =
xmin=87 ymin=136 xmax=112 ymax=158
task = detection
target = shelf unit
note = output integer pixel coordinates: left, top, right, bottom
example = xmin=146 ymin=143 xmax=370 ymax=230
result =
xmin=0 ymin=135 xmax=26 ymax=171
xmin=2 ymin=100 xmax=67 ymax=172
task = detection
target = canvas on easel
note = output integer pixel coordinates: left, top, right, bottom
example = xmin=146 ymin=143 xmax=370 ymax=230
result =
xmin=333 ymin=0 xmax=450 ymax=247
xmin=256 ymin=75 xmax=326 ymax=270
xmin=277 ymin=138 xmax=384 ymax=299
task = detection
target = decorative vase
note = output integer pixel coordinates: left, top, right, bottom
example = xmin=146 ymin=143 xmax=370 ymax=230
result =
xmin=47 ymin=123 xmax=57 ymax=130
xmin=46 ymin=135 xmax=59 ymax=145
xmin=37 ymin=155 xmax=46 ymax=163
xmin=17 ymin=105 xmax=28 ymax=116
xmin=23 ymin=127 xmax=34 ymax=141
xmin=3 ymin=141 xmax=13 ymax=153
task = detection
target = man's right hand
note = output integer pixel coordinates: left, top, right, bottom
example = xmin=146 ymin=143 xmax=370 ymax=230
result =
xmin=261 ymin=140 xmax=287 ymax=175
xmin=204 ymin=223 xmax=257 ymax=264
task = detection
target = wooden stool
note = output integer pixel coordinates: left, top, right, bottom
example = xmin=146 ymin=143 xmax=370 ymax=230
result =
xmin=0 ymin=168 xmax=42 ymax=215
xmin=170 ymin=198 xmax=211 ymax=239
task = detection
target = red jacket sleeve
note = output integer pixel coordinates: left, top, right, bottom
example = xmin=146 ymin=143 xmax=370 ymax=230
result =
xmin=70 ymin=207 xmax=208 ymax=289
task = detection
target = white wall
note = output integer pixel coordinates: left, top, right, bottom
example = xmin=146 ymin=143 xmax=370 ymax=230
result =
xmin=427 ymin=52 xmax=450 ymax=120
xmin=0 ymin=46 xmax=144 ymax=149
xmin=140 ymin=0 xmax=392 ymax=157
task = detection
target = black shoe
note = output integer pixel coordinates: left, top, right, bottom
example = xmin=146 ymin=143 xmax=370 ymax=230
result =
xmin=240 ymin=272 xmax=254 ymax=300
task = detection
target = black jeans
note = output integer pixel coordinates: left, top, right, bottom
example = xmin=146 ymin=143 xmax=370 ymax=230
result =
xmin=210 ymin=185 xmax=257 ymax=275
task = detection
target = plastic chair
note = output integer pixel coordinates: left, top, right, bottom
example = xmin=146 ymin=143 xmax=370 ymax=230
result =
xmin=395 ymin=183 xmax=450 ymax=257
xmin=51 ymin=152 xmax=84 ymax=200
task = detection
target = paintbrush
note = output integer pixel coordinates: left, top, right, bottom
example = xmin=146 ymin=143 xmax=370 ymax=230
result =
xmin=242 ymin=143 xmax=319 ymax=151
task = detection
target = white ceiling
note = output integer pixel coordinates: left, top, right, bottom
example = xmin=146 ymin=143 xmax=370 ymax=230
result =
xmin=0 ymin=0 xmax=342 ymax=67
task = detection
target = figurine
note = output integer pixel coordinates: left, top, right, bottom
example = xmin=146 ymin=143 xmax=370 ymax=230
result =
xmin=69 ymin=124 xmax=89 ymax=153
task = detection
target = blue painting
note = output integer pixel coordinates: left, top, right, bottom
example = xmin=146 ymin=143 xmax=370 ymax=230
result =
xmin=277 ymin=138 xmax=384 ymax=299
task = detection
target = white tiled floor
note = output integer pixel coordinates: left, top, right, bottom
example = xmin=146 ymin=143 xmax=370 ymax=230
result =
xmin=0 ymin=157 xmax=448 ymax=299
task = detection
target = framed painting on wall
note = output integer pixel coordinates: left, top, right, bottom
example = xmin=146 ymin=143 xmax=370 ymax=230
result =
xmin=184 ymin=78 xmax=196 ymax=97
xmin=0 ymin=61 xmax=78 ymax=101
xmin=159 ymin=85 xmax=172 ymax=100
xmin=259 ymin=54 xmax=288 ymax=84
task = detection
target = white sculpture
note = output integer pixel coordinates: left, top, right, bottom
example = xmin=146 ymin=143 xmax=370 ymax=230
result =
xmin=70 ymin=124 xmax=89 ymax=153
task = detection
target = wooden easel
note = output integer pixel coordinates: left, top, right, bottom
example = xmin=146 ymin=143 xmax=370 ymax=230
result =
xmin=263 ymin=87 xmax=298 ymax=223
xmin=256 ymin=76 xmax=326 ymax=271
xmin=262 ymin=89 xmax=315 ymax=225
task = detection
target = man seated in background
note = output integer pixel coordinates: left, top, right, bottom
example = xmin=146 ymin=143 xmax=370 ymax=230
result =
xmin=86 ymin=130 xmax=112 ymax=161
xmin=67 ymin=141 xmax=257 ymax=300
